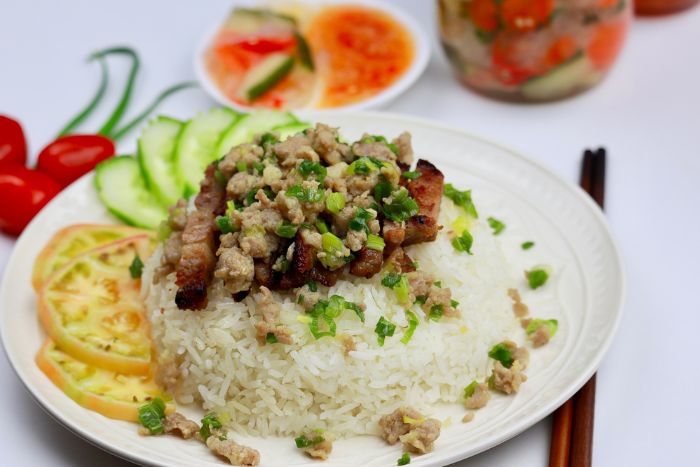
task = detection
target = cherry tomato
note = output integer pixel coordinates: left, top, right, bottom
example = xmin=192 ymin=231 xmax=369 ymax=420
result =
xmin=37 ymin=134 xmax=115 ymax=187
xmin=501 ymin=0 xmax=554 ymax=32
xmin=467 ymin=0 xmax=500 ymax=32
xmin=0 ymin=115 xmax=28 ymax=166
xmin=0 ymin=166 xmax=61 ymax=236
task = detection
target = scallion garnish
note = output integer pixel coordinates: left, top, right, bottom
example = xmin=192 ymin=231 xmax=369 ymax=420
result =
xmin=373 ymin=178 xmax=393 ymax=203
xmin=200 ymin=412 xmax=223 ymax=440
xmin=137 ymin=397 xmax=166 ymax=435
xmin=526 ymin=319 xmax=558 ymax=337
xmin=253 ymin=161 xmax=265 ymax=174
xmin=307 ymin=281 xmax=318 ymax=292
xmin=521 ymin=241 xmax=535 ymax=250
xmin=216 ymin=215 xmax=237 ymax=234
xmin=402 ymin=170 xmax=421 ymax=180
xmin=325 ymin=192 xmax=346 ymax=214
xmin=129 ymin=255 xmax=144 ymax=279
xmin=266 ymin=332 xmax=278 ymax=344
xmin=488 ymin=342 xmax=514 ymax=368
xmin=526 ymin=267 xmax=549 ymax=289
xmin=382 ymin=273 xmax=410 ymax=304
xmin=382 ymin=188 xmax=419 ymax=222
xmin=398 ymin=452 xmax=411 ymax=465
xmin=259 ymin=132 xmax=279 ymax=147
xmin=414 ymin=295 xmax=427 ymax=305
xmin=429 ymin=304 xmax=444 ymax=321
xmin=298 ymin=160 xmax=327 ymax=183
xmin=315 ymin=218 xmax=329 ymax=234
xmin=375 ymin=316 xmax=396 ymax=346
xmin=235 ymin=160 xmax=248 ymax=173
xmin=487 ymin=217 xmax=506 ymax=235
xmin=286 ymin=184 xmax=324 ymax=203
xmin=295 ymin=433 xmax=325 ymax=449
xmin=444 ymin=184 xmax=478 ymax=219
xmin=319 ymin=232 xmax=349 ymax=269
xmin=347 ymin=156 xmax=384 ymax=175
xmin=401 ymin=311 xmax=419 ymax=344
xmin=450 ymin=299 xmax=459 ymax=308
xmin=349 ymin=207 xmax=373 ymax=233
xmin=366 ymin=233 xmax=385 ymax=252
xmin=463 ymin=380 xmax=478 ymax=399
xmin=452 ymin=229 xmax=474 ymax=254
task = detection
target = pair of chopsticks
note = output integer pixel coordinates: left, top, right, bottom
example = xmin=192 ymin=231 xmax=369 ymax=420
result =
xmin=548 ymin=148 xmax=606 ymax=467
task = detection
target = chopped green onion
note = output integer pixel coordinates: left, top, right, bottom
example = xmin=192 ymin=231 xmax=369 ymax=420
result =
xmin=156 ymin=221 xmax=172 ymax=242
xmin=488 ymin=342 xmax=514 ymax=368
xmin=374 ymin=178 xmax=393 ymax=203
xmin=429 ymin=304 xmax=444 ymax=321
xmin=444 ymin=184 xmax=478 ymax=219
xmin=375 ymin=316 xmax=396 ymax=346
xmin=298 ymin=160 xmax=327 ymax=182
xmin=315 ymin=219 xmax=329 ymax=234
xmin=235 ymin=160 xmax=248 ymax=173
xmin=382 ymin=272 xmax=402 ymax=288
xmin=214 ymin=167 xmax=227 ymax=186
xmin=401 ymin=311 xmax=419 ymax=344
xmin=398 ymin=452 xmax=411 ymax=465
xmin=260 ymin=132 xmax=279 ymax=147
xmin=452 ymin=229 xmax=474 ymax=254
xmin=129 ymin=255 xmax=144 ymax=279
xmin=345 ymin=301 xmax=365 ymax=323
xmin=521 ymin=241 xmax=535 ymax=250
xmin=276 ymin=221 xmax=298 ymax=238
xmin=347 ymin=156 xmax=384 ymax=175
xmin=319 ymin=232 xmax=348 ymax=269
xmin=297 ymin=294 xmax=304 ymax=304
xmin=325 ymin=192 xmax=346 ymax=214
xmin=487 ymin=217 xmax=506 ymax=235
xmin=225 ymin=200 xmax=236 ymax=216
xmin=137 ymin=397 xmax=166 ymax=435
xmin=295 ymin=433 xmax=325 ymax=449
xmin=265 ymin=332 xmax=278 ymax=344
xmin=381 ymin=273 xmax=410 ymax=305
xmin=349 ymin=207 xmax=373 ymax=233
xmin=526 ymin=268 xmax=549 ymax=289
xmin=366 ymin=234 xmax=385 ymax=251
xmin=217 ymin=215 xmax=237 ymax=234
xmin=278 ymin=256 xmax=290 ymax=273
xmin=526 ymin=319 xmax=558 ymax=337
xmin=200 ymin=412 xmax=223 ymax=440
xmin=382 ymin=188 xmax=419 ymax=222
xmin=309 ymin=314 xmax=336 ymax=339
xmin=307 ymin=281 xmax=318 ymax=292
xmin=286 ymin=184 xmax=323 ymax=203
xmin=434 ymin=281 xmax=442 ymax=288
xmin=253 ymin=161 xmax=265 ymax=174
xmin=402 ymin=170 xmax=422 ymax=180
xmin=414 ymin=295 xmax=427 ymax=305
xmin=463 ymin=380 xmax=478 ymax=399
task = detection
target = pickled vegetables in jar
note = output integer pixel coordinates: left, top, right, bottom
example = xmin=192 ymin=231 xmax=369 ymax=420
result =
xmin=438 ymin=0 xmax=632 ymax=102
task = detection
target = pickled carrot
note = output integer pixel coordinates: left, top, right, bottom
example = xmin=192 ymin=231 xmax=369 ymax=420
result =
xmin=587 ymin=19 xmax=628 ymax=70
xmin=468 ymin=0 xmax=500 ymax=32
xmin=501 ymin=0 xmax=554 ymax=32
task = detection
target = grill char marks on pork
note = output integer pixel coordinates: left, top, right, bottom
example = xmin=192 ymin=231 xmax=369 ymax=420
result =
xmin=349 ymin=247 xmax=383 ymax=278
xmin=175 ymin=163 xmax=225 ymax=310
xmin=403 ymin=159 xmax=444 ymax=245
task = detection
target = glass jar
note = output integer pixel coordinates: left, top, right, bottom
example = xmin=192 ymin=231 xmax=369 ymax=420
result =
xmin=635 ymin=0 xmax=699 ymax=15
xmin=438 ymin=0 xmax=632 ymax=102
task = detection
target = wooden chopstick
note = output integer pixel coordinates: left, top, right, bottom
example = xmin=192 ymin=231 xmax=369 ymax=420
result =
xmin=548 ymin=148 xmax=606 ymax=467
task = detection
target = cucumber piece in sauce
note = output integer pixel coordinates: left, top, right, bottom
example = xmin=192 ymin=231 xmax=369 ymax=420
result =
xmin=239 ymin=53 xmax=295 ymax=103
xmin=215 ymin=110 xmax=297 ymax=157
xmin=224 ymin=7 xmax=296 ymax=34
xmin=137 ymin=116 xmax=183 ymax=206
xmin=521 ymin=52 xmax=600 ymax=101
xmin=174 ymin=108 xmax=239 ymax=196
xmin=95 ymin=156 xmax=167 ymax=229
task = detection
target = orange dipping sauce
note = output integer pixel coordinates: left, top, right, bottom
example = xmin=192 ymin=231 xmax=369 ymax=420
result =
xmin=306 ymin=4 xmax=415 ymax=108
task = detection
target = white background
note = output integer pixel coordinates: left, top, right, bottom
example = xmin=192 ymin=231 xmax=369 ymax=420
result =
xmin=1 ymin=1 xmax=698 ymax=466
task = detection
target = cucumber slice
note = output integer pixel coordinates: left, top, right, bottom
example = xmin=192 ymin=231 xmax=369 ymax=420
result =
xmin=215 ymin=110 xmax=296 ymax=157
xmin=521 ymin=52 xmax=600 ymax=101
xmin=174 ymin=108 xmax=239 ymax=195
xmin=273 ymin=121 xmax=311 ymax=140
xmin=239 ymin=53 xmax=295 ymax=102
xmin=95 ymin=156 xmax=167 ymax=229
xmin=294 ymin=31 xmax=314 ymax=71
xmin=224 ymin=8 xmax=296 ymax=34
xmin=137 ymin=116 xmax=183 ymax=207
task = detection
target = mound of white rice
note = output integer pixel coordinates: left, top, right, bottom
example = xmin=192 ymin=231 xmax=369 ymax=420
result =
xmin=142 ymin=199 xmax=520 ymax=437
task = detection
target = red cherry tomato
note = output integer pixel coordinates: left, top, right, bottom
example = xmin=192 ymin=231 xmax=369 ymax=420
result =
xmin=0 ymin=166 xmax=61 ymax=236
xmin=37 ymin=134 xmax=115 ymax=187
xmin=236 ymin=35 xmax=296 ymax=53
xmin=467 ymin=0 xmax=500 ymax=32
xmin=0 ymin=115 xmax=28 ymax=166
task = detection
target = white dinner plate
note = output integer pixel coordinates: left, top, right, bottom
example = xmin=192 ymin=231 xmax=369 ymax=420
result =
xmin=0 ymin=112 xmax=625 ymax=466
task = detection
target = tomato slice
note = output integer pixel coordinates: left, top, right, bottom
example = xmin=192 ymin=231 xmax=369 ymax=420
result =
xmin=38 ymin=234 xmax=156 ymax=375
xmin=36 ymin=339 xmax=172 ymax=421
xmin=32 ymin=224 xmax=149 ymax=291
xmin=467 ymin=0 xmax=500 ymax=32
xmin=587 ymin=19 xmax=628 ymax=71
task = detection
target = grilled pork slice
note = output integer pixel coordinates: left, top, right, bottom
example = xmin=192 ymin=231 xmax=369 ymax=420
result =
xmin=175 ymin=163 xmax=225 ymax=310
xmin=403 ymin=159 xmax=444 ymax=245
xmin=349 ymin=247 xmax=383 ymax=278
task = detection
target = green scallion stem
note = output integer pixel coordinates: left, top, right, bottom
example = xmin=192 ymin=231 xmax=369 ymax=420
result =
xmin=88 ymin=46 xmax=141 ymax=138
xmin=56 ymin=57 xmax=109 ymax=138
xmin=110 ymin=81 xmax=197 ymax=141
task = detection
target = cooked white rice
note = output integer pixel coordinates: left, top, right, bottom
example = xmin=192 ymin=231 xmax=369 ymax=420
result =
xmin=142 ymin=198 xmax=521 ymax=437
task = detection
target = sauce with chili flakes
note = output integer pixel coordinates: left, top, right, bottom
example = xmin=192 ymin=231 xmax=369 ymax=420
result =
xmin=306 ymin=5 xmax=415 ymax=108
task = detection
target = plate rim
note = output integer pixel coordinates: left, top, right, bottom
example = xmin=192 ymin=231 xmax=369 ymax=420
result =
xmin=0 ymin=110 xmax=626 ymax=466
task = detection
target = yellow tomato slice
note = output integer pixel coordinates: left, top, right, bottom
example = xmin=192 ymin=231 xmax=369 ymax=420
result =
xmin=36 ymin=339 xmax=173 ymax=421
xmin=32 ymin=224 xmax=149 ymax=291
xmin=38 ymin=234 xmax=156 ymax=375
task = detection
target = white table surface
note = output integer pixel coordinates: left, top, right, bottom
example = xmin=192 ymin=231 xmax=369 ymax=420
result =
xmin=1 ymin=1 xmax=699 ymax=466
